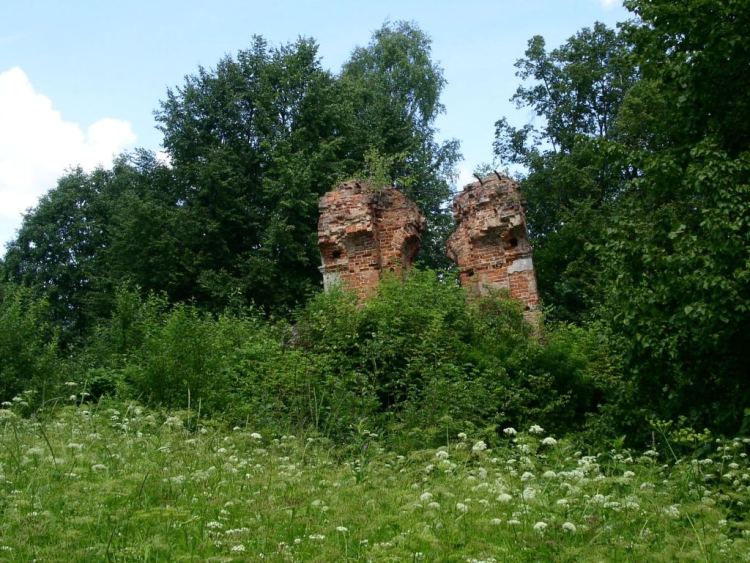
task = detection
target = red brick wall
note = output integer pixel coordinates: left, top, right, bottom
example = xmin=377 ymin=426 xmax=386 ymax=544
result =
xmin=447 ymin=174 xmax=540 ymax=316
xmin=318 ymin=182 xmax=426 ymax=300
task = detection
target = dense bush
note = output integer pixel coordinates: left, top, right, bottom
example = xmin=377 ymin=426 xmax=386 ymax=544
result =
xmin=77 ymin=287 xmax=376 ymax=436
xmin=61 ymin=272 xmax=618 ymax=446
xmin=295 ymin=270 xmax=618 ymax=445
xmin=0 ymin=283 xmax=62 ymax=405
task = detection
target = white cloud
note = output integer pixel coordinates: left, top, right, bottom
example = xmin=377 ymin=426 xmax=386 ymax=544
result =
xmin=599 ymin=0 xmax=620 ymax=9
xmin=0 ymin=67 xmax=136 ymax=245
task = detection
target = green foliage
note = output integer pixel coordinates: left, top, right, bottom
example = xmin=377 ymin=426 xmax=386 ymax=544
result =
xmin=3 ymin=23 xmax=459 ymax=338
xmin=591 ymin=0 xmax=750 ymax=433
xmin=496 ymin=1 xmax=750 ymax=435
xmin=3 ymin=402 xmax=750 ymax=560
xmin=296 ymin=271 xmax=614 ymax=445
xmin=155 ymin=37 xmax=348 ymax=315
xmin=68 ymin=270 xmax=614 ymax=443
xmin=341 ymin=21 xmax=460 ymax=268
xmin=494 ymin=23 xmax=637 ymax=322
xmin=1 ymin=152 xmax=176 ymax=341
xmin=0 ymin=284 xmax=61 ymax=403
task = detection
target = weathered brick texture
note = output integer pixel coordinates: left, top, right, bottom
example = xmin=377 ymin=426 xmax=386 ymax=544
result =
xmin=446 ymin=174 xmax=540 ymax=316
xmin=318 ymin=181 xmax=426 ymax=300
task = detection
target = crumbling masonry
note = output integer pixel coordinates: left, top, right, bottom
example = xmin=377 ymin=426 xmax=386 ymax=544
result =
xmin=446 ymin=174 xmax=539 ymax=315
xmin=317 ymin=175 xmax=539 ymax=315
xmin=318 ymin=181 xmax=426 ymax=300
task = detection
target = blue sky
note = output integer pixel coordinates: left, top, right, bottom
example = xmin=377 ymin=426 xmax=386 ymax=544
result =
xmin=0 ymin=0 xmax=630 ymax=247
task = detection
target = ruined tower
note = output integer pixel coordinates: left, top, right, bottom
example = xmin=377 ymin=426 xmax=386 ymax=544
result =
xmin=446 ymin=174 xmax=539 ymax=315
xmin=318 ymin=181 xmax=426 ymax=300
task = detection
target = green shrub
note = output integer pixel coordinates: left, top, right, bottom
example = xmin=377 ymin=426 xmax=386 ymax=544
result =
xmin=124 ymin=306 xmax=256 ymax=412
xmin=0 ymin=283 xmax=62 ymax=404
xmin=293 ymin=269 xmax=619 ymax=446
xmin=54 ymin=270 xmax=623 ymax=444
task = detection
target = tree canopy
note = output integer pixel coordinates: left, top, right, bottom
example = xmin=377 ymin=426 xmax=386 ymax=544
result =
xmin=495 ymin=0 xmax=750 ymax=432
xmin=2 ymin=22 xmax=459 ymax=336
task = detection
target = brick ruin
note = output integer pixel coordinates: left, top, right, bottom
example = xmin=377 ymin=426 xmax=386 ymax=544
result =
xmin=318 ymin=181 xmax=426 ymax=300
xmin=446 ymin=174 xmax=539 ymax=316
xmin=317 ymin=175 xmax=539 ymax=316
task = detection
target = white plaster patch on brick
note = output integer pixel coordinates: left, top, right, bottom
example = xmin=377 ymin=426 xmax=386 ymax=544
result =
xmin=508 ymin=258 xmax=534 ymax=273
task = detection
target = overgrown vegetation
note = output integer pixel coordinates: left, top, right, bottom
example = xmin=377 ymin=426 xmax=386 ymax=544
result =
xmin=1 ymin=401 xmax=749 ymax=560
xmin=0 ymin=5 xmax=749 ymax=557
xmin=0 ymin=272 xmax=617 ymax=447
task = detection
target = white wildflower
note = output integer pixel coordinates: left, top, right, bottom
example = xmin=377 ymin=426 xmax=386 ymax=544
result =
xmin=490 ymin=518 xmax=502 ymax=525
xmin=533 ymin=521 xmax=548 ymax=533
xmin=427 ymin=501 xmax=441 ymax=510
xmin=472 ymin=440 xmax=487 ymax=453
xmin=457 ymin=432 xmax=468 ymax=440
xmin=308 ymin=534 xmax=325 ymax=541
xmin=503 ymin=427 xmax=517 ymax=436
xmin=521 ymin=471 xmax=535 ymax=481
xmin=456 ymin=502 xmax=469 ymax=513
xmin=541 ymin=437 xmax=557 ymax=446
xmin=435 ymin=450 xmax=450 ymax=460
xmin=250 ymin=432 xmax=262 ymax=440
xmin=91 ymin=464 xmax=107 ymax=471
xmin=507 ymin=519 xmax=521 ymax=526
xmin=529 ymin=424 xmax=544 ymax=435
xmin=496 ymin=493 xmax=513 ymax=503
xmin=542 ymin=470 xmax=557 ymax=479
xmin=206 ymin=521 xmax=223 ymax=530
xmin=663 ymin=504 xmax=680 ymax=518
xmin=230 ymin=545 xmax=246 ymax=553
xmin=336 ymin=526 xmax=348 ymax=533
xmin=420 ymin=492 xmax=433 ymax=503
xmin=562 ymin=522 xmax=577 ymax=533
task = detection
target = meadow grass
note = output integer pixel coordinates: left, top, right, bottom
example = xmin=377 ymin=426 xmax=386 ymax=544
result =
xmin=1 ymin=397 xmax=749 ymax=561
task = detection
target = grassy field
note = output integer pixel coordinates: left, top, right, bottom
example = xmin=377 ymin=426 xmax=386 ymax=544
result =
xmin=1 ymin=397 xmax=749 ymax=561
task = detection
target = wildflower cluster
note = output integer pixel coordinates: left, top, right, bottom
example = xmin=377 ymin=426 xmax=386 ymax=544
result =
xmin=0 ymin=404 xmax=748 ymax=561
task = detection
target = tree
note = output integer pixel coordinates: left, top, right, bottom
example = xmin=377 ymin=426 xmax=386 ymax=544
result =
xmin=341 ymin=21 xmax=460 ymax=268
xmin=155 ymin=37 xmax=351 ymax=314
xmin=1 ymin=152 xmax=174 ymax=340
xmin=592 ymin=0 xmax=750 ymax=432
xmin=497 ymin=2 xmax=750 ymax=433
xmin=3 ymin=167 xmax=113 ymax=338
xmin=494 ymin=23 xmax=638 ymax=321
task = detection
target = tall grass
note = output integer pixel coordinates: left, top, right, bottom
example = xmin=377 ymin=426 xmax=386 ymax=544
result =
xmin=1 ymin=400 xmax=748 ymax=561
